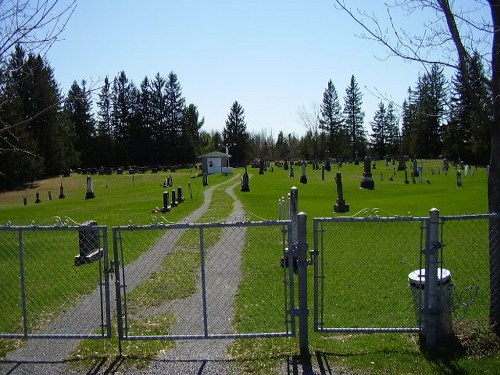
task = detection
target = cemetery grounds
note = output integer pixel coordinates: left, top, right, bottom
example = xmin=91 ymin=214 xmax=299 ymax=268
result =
xmin=0 ymin=160 xmax=499 ymax=374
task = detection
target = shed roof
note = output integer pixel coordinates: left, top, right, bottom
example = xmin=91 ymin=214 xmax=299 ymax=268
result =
xmin=200 ymin=151 xmax=231 ymax=158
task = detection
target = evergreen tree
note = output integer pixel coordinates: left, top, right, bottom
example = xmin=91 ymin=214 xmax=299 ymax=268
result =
xmin=385 ymin=102 xmax=400 ymax=157
xmin=343 ymin=75 xmax=366 ymax=159
xmin=150 ymin=73 xmax=167 ymax=163
xmin=0 ymin=46 xmax=72 ymax=182
xmin=370 ymin=101 xmax=387 ymax=159
xmin=96 ymin=76 xmax=113 ymax=166
xmin=65 ymin=80 xmax=95 ymax=166
xmin=319 ymin=79 xmax=344 ymax=158
xmin=164 ymin=71 xmax=185 ymax=164
xmin=412 ymin=65 xmax=447 ymax=158
xmin=223 ymin=101 xmax=249 ymax=166
xmin=275 ymin=130 xmax=289 ymax=160
xmin=111 ymin=71 xmax=135 ymax=164
xmin=180 ymin=104 xmax=204 ymax=164
xmin=444 ymin=51 xmax=491 ymax=164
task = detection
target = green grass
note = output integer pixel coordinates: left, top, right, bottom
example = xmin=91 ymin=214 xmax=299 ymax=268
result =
xmin=230 ymin=161 xmax=498 ymax=374
xmin=69 ymin=173 xmax=239 ymax=370
xmin=0 ymin=162 xmax=498 ymax=374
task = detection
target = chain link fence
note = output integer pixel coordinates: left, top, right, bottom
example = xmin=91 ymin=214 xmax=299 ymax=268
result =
xmin=440 ymin=214 xmax=494 ymax=328
xmin=313 ymin=213 xmax=426 ymax=333
xmin=0 ymin=220 xmax=111 ymax=339
xmin=313 ymin=211 xmax=500 ymax=339
xmin=113 ymin=219 xmax=295 ymax=341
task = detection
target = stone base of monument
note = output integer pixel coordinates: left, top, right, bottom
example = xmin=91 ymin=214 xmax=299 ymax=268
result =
xmin=334 ymin=199 xmax=350 ymax=213
xmin=360 ymin=176 xmax=374 ymax=190
xmin=85 ymin=191 xmax=95 ymax=199
xmin=300 ymin=175 xmax=307 ymax=184
xmin=74 ymin=248 xmax=103 ymax=266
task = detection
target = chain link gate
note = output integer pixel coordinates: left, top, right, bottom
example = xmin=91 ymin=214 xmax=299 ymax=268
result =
xmin=0 ymin=220 xmax=112 ymax=339
xmin=112 ymin=219 xmax=296 ymax=343
xmin=312 ymin=213 xmax=428 ymax=334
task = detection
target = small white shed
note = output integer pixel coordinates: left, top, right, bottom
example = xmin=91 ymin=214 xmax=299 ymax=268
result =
xmin=200 ymin=151 xmax=231 ymax=174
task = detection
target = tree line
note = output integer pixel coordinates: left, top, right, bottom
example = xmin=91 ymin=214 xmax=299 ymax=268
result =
xmin=0 ymin=45 xmax=492 ymax=190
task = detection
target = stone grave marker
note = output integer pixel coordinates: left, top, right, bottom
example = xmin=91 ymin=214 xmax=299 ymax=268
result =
xmin=360 ymin=156 xmax=374 ymax=189
xmin=85 ymin=176 xmax=95 ymax=199
xmin=74 ymin=220 xmax=103 ymax=266
xmin=333 ymin=172 xmax=349 ymax=213
xmin=300 ymin=161 xmax=307 ymax=184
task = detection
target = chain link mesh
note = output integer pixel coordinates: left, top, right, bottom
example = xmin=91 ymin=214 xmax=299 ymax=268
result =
xmin=315 ymin=217 xmax=426 ymax=331
xmin=0 ymin=226 xmax=109 ymax=338
xmin=440 ymin=216 xmax=492 ymax=326
xmin=115 ymin=221 xmax=293 ymax=340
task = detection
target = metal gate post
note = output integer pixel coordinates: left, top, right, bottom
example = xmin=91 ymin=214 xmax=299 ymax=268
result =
xmin=289 ymin=186 xmax=298 ymax=244
xmin=297 ymin=211 xmax=309 ymax=357
xmin=425 ymin=208 xmax=440 ymax=348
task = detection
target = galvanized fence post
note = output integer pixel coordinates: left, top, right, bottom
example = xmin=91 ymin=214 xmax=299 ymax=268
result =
xmin=289 ymin=186 xmax=298 ymax=244
xmin=425 ymin=208 xmax=440 ymax=348
xmin=297 ymin=211 xmax=309 ymax=357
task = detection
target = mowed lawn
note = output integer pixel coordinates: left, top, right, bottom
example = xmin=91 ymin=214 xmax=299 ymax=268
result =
xmin=1 ymin=160 xmax=498 ymax=374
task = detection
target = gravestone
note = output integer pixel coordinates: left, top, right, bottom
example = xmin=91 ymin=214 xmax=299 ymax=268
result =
xmin=202 ymin=173 xmax=208 ymax=187
xmin=85 ymin=176 xmax=95 ymax=199
xmin=457 ymin=170 xmax=463 ymax=187
xmin=241 ymin=166 xmax=250 ymax=192
xmin=404 ymin=170 xmax=409 ymax=184
xmin=162 ymin=191 xmax=171 ymax=212
xmin=283 ymin=159 xmax=289 ymax=171
xmin=188 ymin=182 xmax=193 ymax=198
xmin=35 ymin=192 xmax=41 ymax=203
xmin=397 ymin=154 xmax=406 ymax=171
xmin=300 ymin=161 xmax=307 ymax=184
xmin=333 ymin=172 xmax=349 ymax=213
xmin=413 ymin=159 xmax=419 ymax=177
xmin=289 ymin=165 xmax=294 ymax=178
xmin=23 ymin=197 xmax=27 ymax=206
xmin=360 ymin=156 xmax=375 ymax=190
xmin=59 ymin=182 xmax=65 ymax=199
xmin=48 ymin=191 xmax=52 ymax=201
xmin=171 ymin=189 xmax=178 ymax=207
xmin=177 ymin=186 xmax=185 ymax=203
xmin=75 ymin=220 xmax=103 ymax=266
xmin=259 ymin=159 xmax=265 ymax=174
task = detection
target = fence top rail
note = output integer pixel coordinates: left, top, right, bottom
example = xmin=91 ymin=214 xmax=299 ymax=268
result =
xmin=313 ymin=215 xmax=428 ymax=224
xmin=113 ymin=219 xmax=291 ymax=231
xmin=0 ymin=216 xmax=107 ymax=230
xmin=441 ymin=212 xmax=500 ymax=221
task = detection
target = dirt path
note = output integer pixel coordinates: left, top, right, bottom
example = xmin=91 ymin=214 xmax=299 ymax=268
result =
xmin=0 ymin=174 xmax=246 ymax=375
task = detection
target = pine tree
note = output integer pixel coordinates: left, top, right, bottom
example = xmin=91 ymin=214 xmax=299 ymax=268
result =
xmin=370 ymin=101 xmax=387 ymax=159
xmin=65 ymin=80 xmax=95 ymax=166
xmin=150 ymin=73 xmax=167 ymax=164
xmin=164 ymin=71 xmax=185 ymax=164
xmin=343 ymin=75 xmax=366 ymax=159
xmin=385 ymin=102 xmax=400 ymax=157
xmin=111 ymin=71 xmax=135 ymax=164
xmin=96 ymin=76 xmax=113 ymax=166
xmin=411 ymin=65 xmax=447 ymax=158
xmin=319 ymin=79 xmax=344 ymax=159
xmin=444 ymin=51 xmax=491 ymax=164
xmin=180 ymin=104 xmax=204 ymax=164
xmin=223 ymin=101 xmax=249 ymax=166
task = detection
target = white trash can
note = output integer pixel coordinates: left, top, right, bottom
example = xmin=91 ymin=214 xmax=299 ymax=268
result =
xmin=408 ymin=268 xmax=453 ymax=335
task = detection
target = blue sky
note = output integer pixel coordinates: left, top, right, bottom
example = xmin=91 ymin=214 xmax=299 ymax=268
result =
xmin=47 ymin=0 xmax=442 ymax=137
